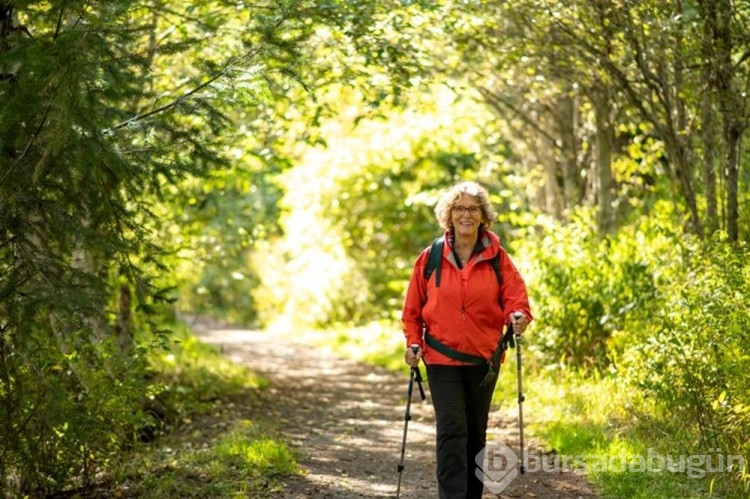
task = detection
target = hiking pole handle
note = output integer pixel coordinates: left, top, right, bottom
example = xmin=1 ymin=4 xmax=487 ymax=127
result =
xmin=511 ymin=311 xmax=525 ymax=335
xmin=409 ymin=345 xmax=426 ymax=401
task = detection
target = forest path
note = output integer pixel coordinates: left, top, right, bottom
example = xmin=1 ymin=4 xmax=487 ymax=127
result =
xmin=190 ymin=318 xmax=597 ymax=498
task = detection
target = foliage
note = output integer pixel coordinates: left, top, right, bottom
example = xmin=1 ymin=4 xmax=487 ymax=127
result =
xmin=166 ymin=0 xmax=442 ymax=326
xmin=164 ymin=166 xmax=284 ymax=327
xmin=0 ymin=0 xmax=316 ymax=494
xmin=435 ymin=0 xmax=749 ymax=240
xmin=0 ymin=328 xmax=151 ymax=496
xmin=617 ymin=234 xmax=750 ymax=493
xmin=514 ymin=207 xmax=661 ymax=368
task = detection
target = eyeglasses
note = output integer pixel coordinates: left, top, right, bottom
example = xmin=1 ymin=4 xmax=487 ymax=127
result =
xmin=452 ymin=205 xmax=482 ymax=216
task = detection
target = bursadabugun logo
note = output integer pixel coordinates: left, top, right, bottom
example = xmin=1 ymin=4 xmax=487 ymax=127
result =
xmin=477 ymin=441 xmax=746 ymax=494
xmin=475 ymin=439 xmax=519 ymax=494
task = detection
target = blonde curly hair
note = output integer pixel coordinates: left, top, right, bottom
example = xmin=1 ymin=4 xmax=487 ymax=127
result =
xmin=434 ymin=181 xmax=496 ymax=231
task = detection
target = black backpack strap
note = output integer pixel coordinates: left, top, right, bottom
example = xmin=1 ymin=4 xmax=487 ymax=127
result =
xmin=489 ymin=252 xmax=503 ymax=287
xmin=424 ymin=331 xmax=486 ymax=365
xmin=425 ymin=236 xmax=503 ymax=290
xmin=423 ymin=236 xmax=445 ymax=287
xmin=480 ymin=323 xmax=516 ymax=387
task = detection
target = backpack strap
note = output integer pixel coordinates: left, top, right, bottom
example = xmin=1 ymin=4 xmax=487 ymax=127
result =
xmin=423 ymin=236 xmax=445 ymax=287
xmin=489 ymin=252 xmax=503 ymax=288
xmin=423 ymin=235 xmax=503 ymax=289
xmin=424 ymin=331 xmax=486 ymax=365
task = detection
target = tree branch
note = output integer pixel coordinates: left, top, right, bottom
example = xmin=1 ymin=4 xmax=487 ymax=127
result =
xmin=2 ymin=99 xmax=55 ymax=184
xmin=735 ymin=50 xmax=750 ymax=70
xmin=104 ymin=1 xmax=302 ymax=134
xmin=475 ymin=84 xmax=562 ymax=151
xmin=103 ymin=53 xmax=252 ymax=134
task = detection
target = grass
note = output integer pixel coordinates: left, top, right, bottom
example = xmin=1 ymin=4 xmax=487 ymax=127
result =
xmin=520 ymin=369 xmax=746 ymax=499
xmin=117 ymin=418 xmax=298 ymax=498
xmin=216 ymin=420 xmax=299 ymax=477
xmin=126 ymin=420 xmax=298 ymax=498
xmin=100 ymin=317 xmax=300 ymax=498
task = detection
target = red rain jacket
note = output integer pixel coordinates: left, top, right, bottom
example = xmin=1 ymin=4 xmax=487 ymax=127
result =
xmin=401 ymin=229 xmax=532 ymax=366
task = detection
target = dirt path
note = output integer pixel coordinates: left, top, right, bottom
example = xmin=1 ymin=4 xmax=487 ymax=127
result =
xmin=191 ymin=320 xmax=597 ymax=498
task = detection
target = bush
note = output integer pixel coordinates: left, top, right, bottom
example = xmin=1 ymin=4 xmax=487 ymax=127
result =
xmin=617 ymin=233 xmax=750 ymax=493
xmin=515 ymin=208 xmax=660 ymax=369
xmin=0 ymin=319 xmax=152 ymax=496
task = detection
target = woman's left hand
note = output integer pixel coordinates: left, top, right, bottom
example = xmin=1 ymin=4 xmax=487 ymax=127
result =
xmin=511 ymin=312 xmax=528 ymax=335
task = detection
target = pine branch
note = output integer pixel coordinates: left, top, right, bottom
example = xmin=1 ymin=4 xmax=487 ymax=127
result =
xmin=1 ymin=99 xmax=55 ymax=184
xmin=103 ymin=52 xmax=255 ymax=135
xmin=105 ymin=0 xmax=303 ymax=135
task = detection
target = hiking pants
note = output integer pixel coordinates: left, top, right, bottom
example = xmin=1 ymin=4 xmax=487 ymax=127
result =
xmin=426 ymin=364 xmax=498 ymax=499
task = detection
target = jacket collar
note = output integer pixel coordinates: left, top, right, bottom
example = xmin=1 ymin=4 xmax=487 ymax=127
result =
xmin=444 ymin=228 xmax=500 ymax=265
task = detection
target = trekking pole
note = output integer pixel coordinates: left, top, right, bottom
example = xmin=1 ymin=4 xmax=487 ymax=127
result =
xmin=512 ymin=312 xmax=526 ymax=475
xmin=396 ymin=346 xmax=426 ymax=498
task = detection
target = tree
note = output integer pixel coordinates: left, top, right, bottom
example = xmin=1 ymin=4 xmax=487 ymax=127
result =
xmin=547 ymin=0 xmax=749 ymax=241
xmin=0 ymin=0 xmax=314 ymax=493
xmin=430 ymin=0 xmax=748 ymax=241
xmin=697 ymin=0 xmax=749 ymax=242
xmin=435 ymin=0 xmax=624 ymax=233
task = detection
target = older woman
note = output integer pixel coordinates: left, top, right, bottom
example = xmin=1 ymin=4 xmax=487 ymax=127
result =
xmin=401 ymin=180 xmax=532 ymax=499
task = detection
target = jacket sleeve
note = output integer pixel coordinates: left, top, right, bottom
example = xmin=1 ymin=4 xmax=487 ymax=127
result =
xmin=499 ymin=247 xmax=533 ymax=325
xmin=401 ymin=250 xmax=429 ymax=348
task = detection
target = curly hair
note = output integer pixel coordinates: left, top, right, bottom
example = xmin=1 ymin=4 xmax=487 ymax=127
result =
xmin=434 ymin=181 xmax=496 ymax=231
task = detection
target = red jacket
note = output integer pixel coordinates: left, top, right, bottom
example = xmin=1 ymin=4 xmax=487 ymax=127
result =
xmin=401 ymin=229 xmax=532 ymax=365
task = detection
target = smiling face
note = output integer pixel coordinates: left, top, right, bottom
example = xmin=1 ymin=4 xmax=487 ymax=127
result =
xmin=451 ymin=193 xmax=483 ymax=238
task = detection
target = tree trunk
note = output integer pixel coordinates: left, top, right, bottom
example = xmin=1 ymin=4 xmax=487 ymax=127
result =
xmin=593 ymin=86 xmax=614 ymax=235
xmin=558 ymin=95 xmax=583 ymax=209
xmin=542 ymin=153 xmax=564 ymax=219
xmin=712 ymin=0 xmax=743 ymax=242
xmin=663 ymin=133 xmax=703 ymax=236
xmin=724 ymin=130 xmax=741 ymax=242
xmin=115 ymin=283 xmax=134 ymax=357
xmin=671 ymin=8 xmax=704 ymax=238
xmin=699 ymin=1 xmax=719 ymax=235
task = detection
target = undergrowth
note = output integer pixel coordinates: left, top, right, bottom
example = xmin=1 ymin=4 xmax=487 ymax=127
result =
xmin=100 ymin=318 xmax=300 ymax=498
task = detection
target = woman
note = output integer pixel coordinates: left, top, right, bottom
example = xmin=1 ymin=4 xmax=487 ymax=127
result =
xmin=401 ymin=180 xmax=532 ymax=499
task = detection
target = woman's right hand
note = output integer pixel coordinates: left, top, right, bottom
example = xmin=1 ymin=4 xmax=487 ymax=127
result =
xmin=405 ymin=344 xmax=422 ymax=367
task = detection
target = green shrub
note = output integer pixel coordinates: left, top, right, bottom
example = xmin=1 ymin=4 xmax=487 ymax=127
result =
xmin=617 ymin=233 xmax=750 ymax=494
xmin=0 ymin=319 xmax=152 ymax=496
xmin=515 ymin=208 xmax=660 ymax=369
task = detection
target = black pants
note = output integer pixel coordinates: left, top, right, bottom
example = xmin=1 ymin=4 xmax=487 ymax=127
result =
xmin=427 ymin=364 xmax=498 ymax=499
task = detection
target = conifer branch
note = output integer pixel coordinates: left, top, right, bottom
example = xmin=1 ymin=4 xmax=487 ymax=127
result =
xmin=104 ymin=0 xmax=302 ymax=135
